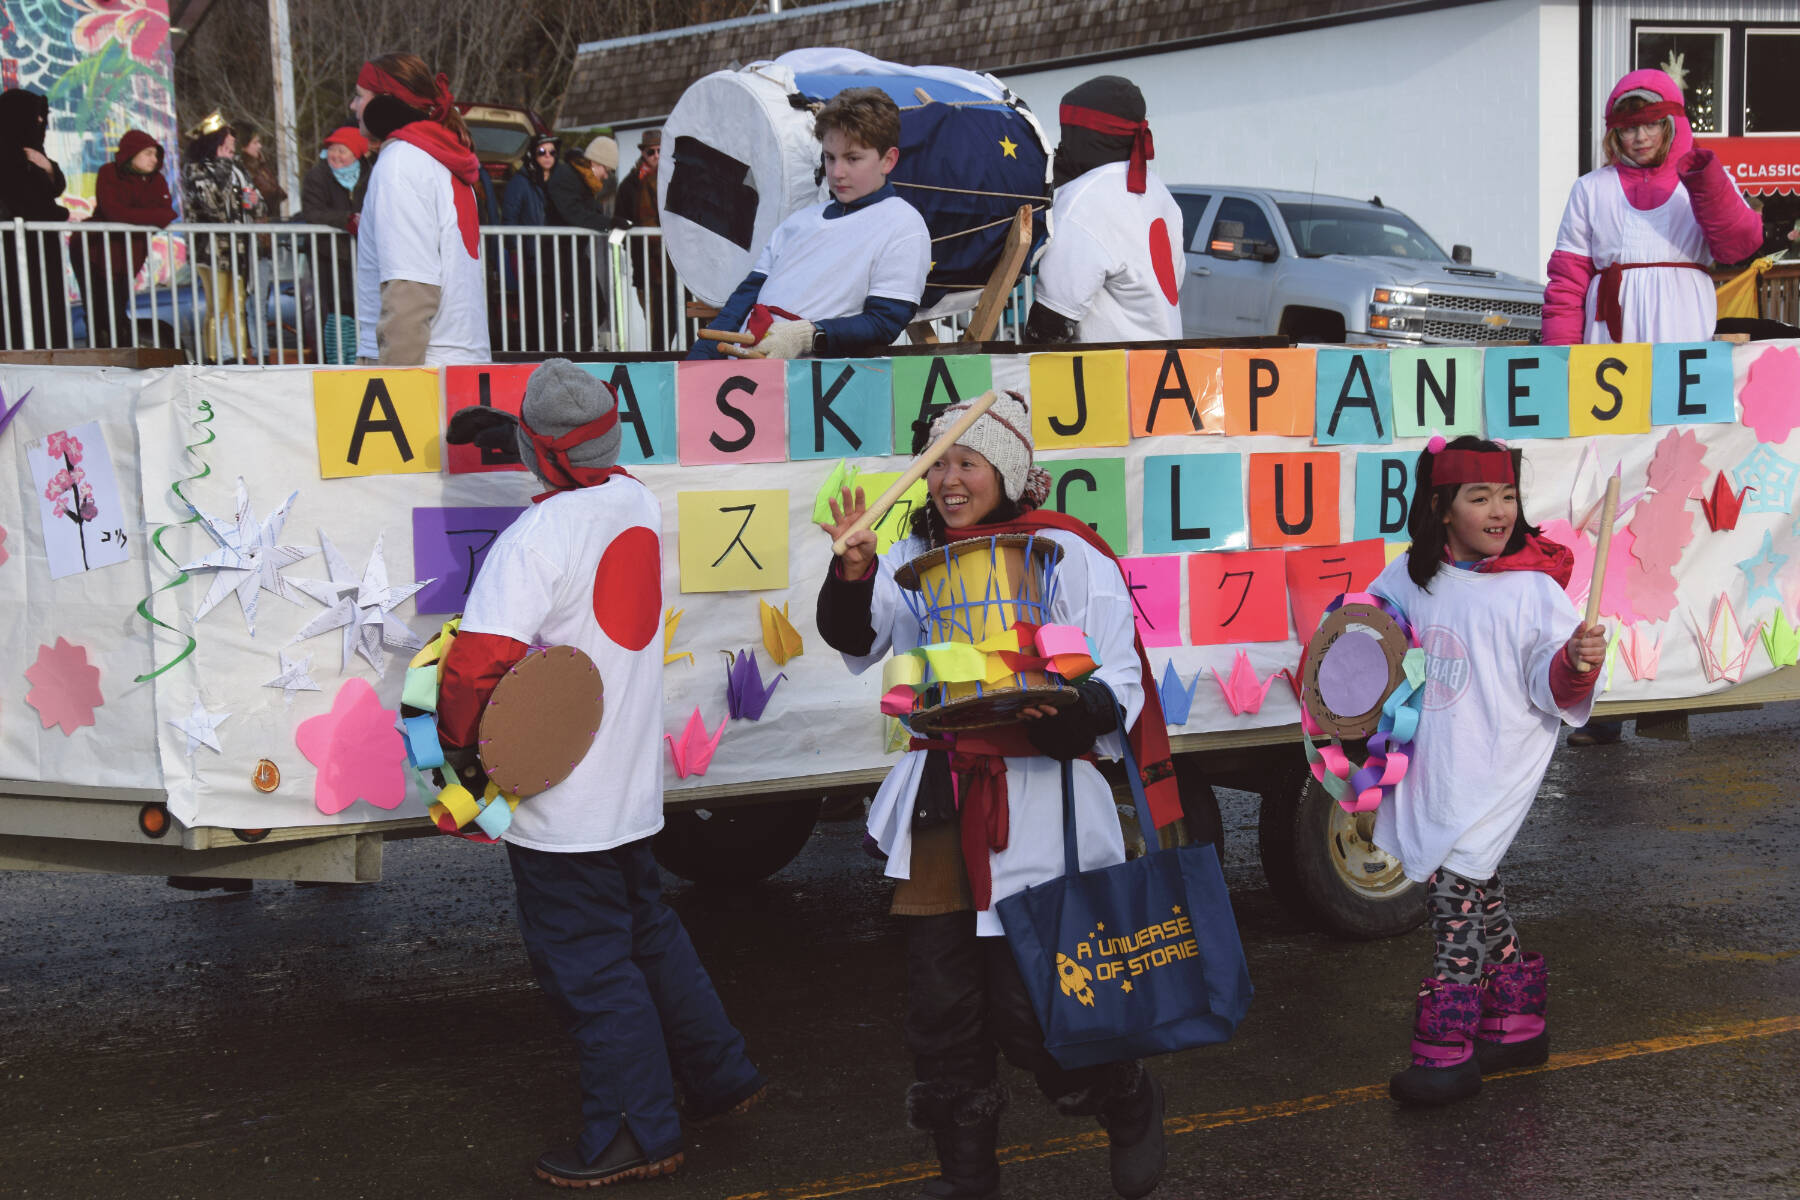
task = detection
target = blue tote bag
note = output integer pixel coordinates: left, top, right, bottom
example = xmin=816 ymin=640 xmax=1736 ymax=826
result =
xmin=997 ymin=707 xmax=1253 ymax=1070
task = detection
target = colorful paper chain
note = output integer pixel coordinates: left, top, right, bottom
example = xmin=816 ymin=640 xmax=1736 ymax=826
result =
xmin=881 ymin=621 xmax=1098 ymax=717
xmin=1299 ymin=592 xmax=1426 ymax=814
xmin=396 ymin=618 xmax=527 ymax=843
xmin=132 ymin=399 xmax=215 ymax=682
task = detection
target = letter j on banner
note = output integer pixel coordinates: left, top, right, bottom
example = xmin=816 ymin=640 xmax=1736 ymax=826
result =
xmin=677 ymin=490 xmax=790 ymax=592
xmin=314 ymin=370 xmax=442 ymax=477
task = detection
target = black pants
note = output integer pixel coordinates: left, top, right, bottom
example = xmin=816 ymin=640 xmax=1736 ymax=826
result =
xmin=905 ymin=911 xmax=1123 ymax=1107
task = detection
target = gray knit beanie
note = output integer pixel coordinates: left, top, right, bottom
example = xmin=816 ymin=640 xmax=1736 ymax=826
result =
xmin=926 ymin=390 xmax=1052 ymax=509
xmin=516 ymin=358 xmax=622 ymax=488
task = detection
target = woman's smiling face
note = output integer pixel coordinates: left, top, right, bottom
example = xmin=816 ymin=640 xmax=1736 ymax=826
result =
xmin=927 ymin=446 xmax=1003 ymax=530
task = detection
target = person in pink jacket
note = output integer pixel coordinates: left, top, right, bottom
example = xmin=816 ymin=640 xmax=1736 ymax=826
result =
xmin=1542 ymin=68 xmax=1762 ymax=347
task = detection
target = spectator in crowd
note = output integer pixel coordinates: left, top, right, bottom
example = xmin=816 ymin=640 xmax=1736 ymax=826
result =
xmin=612 ymin=129 xmax=670 ymax=349
xmin=501 ymin=133 xmax=560 ymax=350
xmin=295 ymin=125 xmax=370 ymax=361
xmin=75 ymin=129 xmax=177 ymax=348
xmin=240 ymin=128 xmax=286 ymax=219
xmin=352 ymin=51 xmax=489 ymax=366
xmin=0 ymin=88 xmax=72 ymax=350
xmin=181 ymin=118 xmax=262 ymax=362
xmin=574 ymin=135 xmax=618 ymax=220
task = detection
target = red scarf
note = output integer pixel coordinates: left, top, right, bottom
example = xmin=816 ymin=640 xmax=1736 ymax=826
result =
xmin=1060 ymin=103 xmax=1154 ymax=193
xmin=1476 ymin=530 xmax=1575 ymax=589
xmin=957 ymin=509 xmax=1183 ymax=830
xmin=385 ymin=121 xmax=482 ymax=259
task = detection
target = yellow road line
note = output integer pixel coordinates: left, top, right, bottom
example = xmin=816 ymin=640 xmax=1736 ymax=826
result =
xmin=723 ymin=1013 xmax=1800 ymax=1200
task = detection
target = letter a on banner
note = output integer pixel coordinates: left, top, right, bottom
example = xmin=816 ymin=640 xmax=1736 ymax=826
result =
xmin=314 ymin=370 xmax=442 ymax=477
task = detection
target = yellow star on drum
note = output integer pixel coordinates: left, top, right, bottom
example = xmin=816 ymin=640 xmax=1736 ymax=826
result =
xmin=998 ymin=135 xmax=1018 ymax=158
xmin=1121 ymin=980 xmax=1133 ymax=993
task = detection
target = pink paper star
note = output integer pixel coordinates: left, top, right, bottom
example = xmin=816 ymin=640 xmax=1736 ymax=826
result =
xmin=295 ymin=677 xmax=408 ymax=814
xmin=24 ymin=637 xmax=104 ymax=736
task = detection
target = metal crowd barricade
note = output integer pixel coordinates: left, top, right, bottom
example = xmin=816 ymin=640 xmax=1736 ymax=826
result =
xmin=485 ymin=225 xmax=612 ymax=357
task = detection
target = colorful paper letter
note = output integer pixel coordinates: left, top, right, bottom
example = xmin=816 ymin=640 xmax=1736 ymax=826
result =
xmin=443 ymin=364 xmax=534 ymax=474
xmin=1651 ymin=342 xmax=1735 ymax=428
xmin=1030 ymin=351 xmax=1130 ymax=449
xmin=1121 ymin=555 xmax=1183 ymax=648
xmin=585 ymin=361 xmax=678 ymax=464
xmin=891 ymin=354 xmax=993 ymax=451
xmin=1313 ymin=349 xmax=1392 ymax=446
xmin=677 ymin=489 xmax=790 ymax=592
xmin=1223 ymin=349 xmax=1315 ymax=437
xmin=1285 ymin=540 xmax=1386 ymax=643
xmin=313 ymin=370 xmax=442 ymax=477
xmin=1354 ymin=452 xmax=1414 ymax=543
xmin=411 ymin=506 xmax=527 ymax=614
xmin=1188 ymin=550 xmax=1289 ymax=644
xmin=1569 ymin=344 xmax=1653 ymax=437
xmin=1391 ymin=348 xmax=1482 ymax=440
xmin=1141 ymin=453 xmax=1245 ymax=553
xmin=677 ymin=359 xmax=788 ymax=464
xmin=1044 ymin=458 xmax=1128 ymax=554
xmin=1484 ymin=346 xmax=1570 ymax=440
xmin=786 ymin=358 xmax=892 ymax=460
xmin=1247 ymin=452 xmax=1340 ymax=547
xmin=1128 ymin=347 xmax=1223 ymax=436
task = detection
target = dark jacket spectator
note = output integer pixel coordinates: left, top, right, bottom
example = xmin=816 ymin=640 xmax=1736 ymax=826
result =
xmin=295 ymin=126 xmax=370 ymax=318
xmin=181 ymin=126 xmax=260 ymax=264
xmin=73 ymin=129 xmax=177 ymax=347
xmin=502 ymin=134 xmax=557 ymax=226
xmin=240 ymin=130 xmax=287 ymax=219
xmin=0 ymin=87 xmax=71 ymax=348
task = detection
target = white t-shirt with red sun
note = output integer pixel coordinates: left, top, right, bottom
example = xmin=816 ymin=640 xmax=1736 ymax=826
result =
xmin=1368 ymin=556 xmax=1595 ymax=884
xmin=1035 ymin=161 xmax=1184 ymax=343
xmin=458 ymin=477 xmax=667 ymax=852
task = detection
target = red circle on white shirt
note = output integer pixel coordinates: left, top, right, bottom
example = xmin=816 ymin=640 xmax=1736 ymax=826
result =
xmin=1149 ymin=218 xmax=1179 ymax=306
xmin=592 ymin=526 xmax=662 ymax=650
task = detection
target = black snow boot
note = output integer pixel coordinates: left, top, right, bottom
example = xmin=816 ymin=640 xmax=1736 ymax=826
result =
xmin=907 ymin=1079 xmax=1005 ymax=1200
xmin=1094 ymin=1063 xmax=1166 ymax=1199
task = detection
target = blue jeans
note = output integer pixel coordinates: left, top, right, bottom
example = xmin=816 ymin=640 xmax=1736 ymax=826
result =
xmin=507 ymin=839 xmax=763 ymax=1162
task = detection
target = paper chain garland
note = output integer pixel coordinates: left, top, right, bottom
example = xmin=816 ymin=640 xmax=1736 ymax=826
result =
xmin=132 ymin=398 xmax=215 ymax=681
xmin=879 ymin=621 xmax=1097 ymax=717
xmin=395 ymin=619 xmax=526 ymax=843
xmin=1299 ymin=592 xmax=1425 ymax=814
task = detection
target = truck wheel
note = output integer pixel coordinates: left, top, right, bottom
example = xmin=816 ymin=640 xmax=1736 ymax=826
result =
xmin=652 ymin=797 xmax=823 ymax=886
xmin=1288 ymin=777 xmax=1425 ymax=939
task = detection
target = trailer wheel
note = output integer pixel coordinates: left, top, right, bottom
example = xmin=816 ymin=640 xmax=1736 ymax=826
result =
xmin=653 ymin=797 xmax=823 ymax=887
xmin=1288 ymin=776 xmax=1425 ymax=939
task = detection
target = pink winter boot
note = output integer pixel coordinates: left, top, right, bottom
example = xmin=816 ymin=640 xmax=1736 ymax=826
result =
xmin=1389 ymin=978 xmax=1482 ymax=1106
xmin=1474 ymin=951 xmax=1549 ymax=1073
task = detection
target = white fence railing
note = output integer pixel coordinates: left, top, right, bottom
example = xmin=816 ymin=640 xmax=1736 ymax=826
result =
xmin=3 ymin=219 xmax=1030 ymax=362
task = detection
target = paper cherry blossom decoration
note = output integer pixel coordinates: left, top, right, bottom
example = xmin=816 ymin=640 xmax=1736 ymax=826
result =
xmin=295 ymin=677 xmax=408 ymax=814
xmin=0 ymin=524 xmax=9 ymax=568
xmin=24 ymin=637 xmax=104 ymax=736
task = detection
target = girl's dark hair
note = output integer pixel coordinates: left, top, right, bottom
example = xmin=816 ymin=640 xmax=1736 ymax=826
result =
xmin=907 ymin=494 xmax=1021 ymax=548
xmin=1405 ymin=435 xmax=1536 ymax=590
xmin=186 ymin=126 xmax=231 ymax=162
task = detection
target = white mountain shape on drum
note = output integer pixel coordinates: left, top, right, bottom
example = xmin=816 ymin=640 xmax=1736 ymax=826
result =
xmin=289 ymin=532 xmax=431 ymax=673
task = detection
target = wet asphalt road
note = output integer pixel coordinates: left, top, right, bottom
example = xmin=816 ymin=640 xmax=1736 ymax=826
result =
xmin=2 ymin=708 xmax=1797 ymax=1200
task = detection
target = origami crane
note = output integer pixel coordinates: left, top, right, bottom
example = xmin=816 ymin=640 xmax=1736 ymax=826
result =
xmin=1618 ymin=624 xmax=1661 ymax=681
xmin=1698 ymin=471 xmax=1752 ymax=532
xmin=663 ymin=607 xmax=694 ymax=666
xmin=760 ymin=599 xmax=804 ymax=665
xmin=724 ymin=648 xmax=785 ymax=721
xmin=1211 ymin=651 xmax=1277 ymax=717
xmin=1157 ymin=660 xmax=1201 ymax=727
xmin=665 ymin=708 xmax=726 ymax=779
xmin=1761 ymin=608 xmax=1800 ymax=669
xmin=1688 ymin=595 xmax=1760 ymax=684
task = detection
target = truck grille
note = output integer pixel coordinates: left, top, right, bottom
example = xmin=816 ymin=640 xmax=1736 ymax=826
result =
xmin=1426 ymin=293 xmax=1541 ymax=317
xmin=1419 ymin=318 xmax=1541 ymax=344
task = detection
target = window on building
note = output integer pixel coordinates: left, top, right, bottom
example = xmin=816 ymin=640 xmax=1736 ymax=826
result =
xmin=1634 ymin=27 xmax=1728 ymax=134
xmin=1745 ymin=30 xmax=1800 ymax=134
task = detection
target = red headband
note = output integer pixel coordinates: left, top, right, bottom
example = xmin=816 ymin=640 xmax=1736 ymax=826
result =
xmin=356 ymin=62 xmax=454 ymax=122
xmin=520 ymin=408 xmax=620 ymax=490
xmin=1433 ymin=449 xmax=1515 ymax=486
xmin=1060 ymin=103 xmax=1154 ymax=194
xmin=1605 ymin=99 xmax=1682 ymax=130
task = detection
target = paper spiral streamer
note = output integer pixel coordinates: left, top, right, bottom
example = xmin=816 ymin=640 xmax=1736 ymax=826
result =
xmin=131 ymin=399 xmax=215 ymax=682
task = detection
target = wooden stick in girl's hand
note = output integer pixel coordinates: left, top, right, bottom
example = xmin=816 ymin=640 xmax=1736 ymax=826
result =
xmin=830 ymin=389 xmax=1002 ymax=557
xmin=1578 ymin=474 xmax=1621 ymax=672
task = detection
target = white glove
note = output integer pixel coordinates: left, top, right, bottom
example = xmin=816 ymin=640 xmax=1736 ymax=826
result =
xmin=756 ymin=319 xmax=815 ymax=359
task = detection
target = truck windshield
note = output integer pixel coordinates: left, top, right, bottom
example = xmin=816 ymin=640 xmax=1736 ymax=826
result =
xmin=1278 ymin=203 xmax=1449 ymax=262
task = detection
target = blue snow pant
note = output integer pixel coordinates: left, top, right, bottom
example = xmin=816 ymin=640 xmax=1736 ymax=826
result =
xmin=506 ymin=839 xmax=764 ymax=1164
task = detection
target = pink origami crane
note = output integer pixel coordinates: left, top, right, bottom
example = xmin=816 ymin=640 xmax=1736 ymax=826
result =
xmin=666 ymin=709 xmax=726 ymax=778
xmin=724 ymin=648 xmax=785 ymax=721
xmin=1211 ymin=651 xmax=1277 ymax=716
xmin=1618 ymin=624 xmax=1661 ymax=681
xmin=1697 ymin=472 xmax=1752 ymax=533
xmin=1688 ymin=596 xmax=1760 ymax=685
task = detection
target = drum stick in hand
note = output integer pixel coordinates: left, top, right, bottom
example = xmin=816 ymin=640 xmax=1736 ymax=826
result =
xmin=830 ymin=389 xmax=1001 ymax=557
xmin=1578 ymin=474 xmax=1621 ymax=672
xmin=698 ymin=329 xmax=757 ymax=345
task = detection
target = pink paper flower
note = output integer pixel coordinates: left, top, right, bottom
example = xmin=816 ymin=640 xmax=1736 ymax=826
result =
xmin=24 ymin=638 xmax=104 ymax=736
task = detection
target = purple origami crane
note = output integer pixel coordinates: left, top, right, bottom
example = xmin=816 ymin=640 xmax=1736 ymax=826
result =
xmin=724 ymin=648 xmax=785 ymax=721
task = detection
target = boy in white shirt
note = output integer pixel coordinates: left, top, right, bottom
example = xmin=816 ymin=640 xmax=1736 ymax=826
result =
xmin=690 ymin=87 xmax=930 ymax=360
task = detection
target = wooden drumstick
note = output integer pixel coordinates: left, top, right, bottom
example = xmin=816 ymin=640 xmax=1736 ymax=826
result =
xmin=698 ymin=328 xmax=757 ymax=345
xmin=830 ymin=389 xmax=1002 ymax=557
xmin=1578 ymin=474 xmax=1621 ymax=672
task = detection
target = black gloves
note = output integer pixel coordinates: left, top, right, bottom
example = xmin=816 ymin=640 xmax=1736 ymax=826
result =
xmin=1026 ymin=678 xmax=1120 ymax=760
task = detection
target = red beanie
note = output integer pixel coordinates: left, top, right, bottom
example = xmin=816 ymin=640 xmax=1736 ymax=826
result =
xmin=324 ymin=125 xmax=369 ymax=158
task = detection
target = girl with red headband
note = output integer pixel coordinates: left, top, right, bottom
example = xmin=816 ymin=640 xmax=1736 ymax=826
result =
xmin=1362 ymin=436 xmax=1607 ymax=1107
xmin=351 ymin=52 xmax=490 ymax=365
xmin=1543 ymin=68 xmax=1762 ymax=347
xmin=1024 ymin=75 xmax=1183 ymax=346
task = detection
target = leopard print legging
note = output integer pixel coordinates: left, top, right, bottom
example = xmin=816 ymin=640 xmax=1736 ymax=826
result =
xmin=1426 ymin=867 xmax=1522 ymax=984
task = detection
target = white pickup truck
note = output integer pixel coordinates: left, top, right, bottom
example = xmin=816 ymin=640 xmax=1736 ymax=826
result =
xmin=1171 ymin=186 xmax=1546 ymax=346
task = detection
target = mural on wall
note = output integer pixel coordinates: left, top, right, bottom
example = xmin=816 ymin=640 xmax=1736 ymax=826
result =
xmin=1 ymin=0 xmax=181 ymax=220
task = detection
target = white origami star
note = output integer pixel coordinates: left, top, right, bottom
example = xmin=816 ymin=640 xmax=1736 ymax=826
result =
xmin=289 ymin=532 xmax=431 ymax=673
xmin=263 ymin=650 xmax=321 ymax=700
xmin=169 ymin=695 xmax=230 ymax=754
xmin=178 ymin=477 xmax=316 ymax=635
